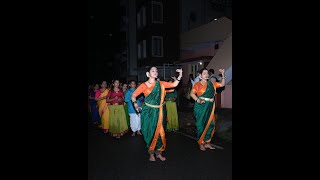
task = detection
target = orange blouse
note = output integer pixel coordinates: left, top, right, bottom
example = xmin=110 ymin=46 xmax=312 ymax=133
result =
xmin=133 ymin=81 xmax=174 ymax=97
xmin=191 ymin=81 xmax=222 ymax=96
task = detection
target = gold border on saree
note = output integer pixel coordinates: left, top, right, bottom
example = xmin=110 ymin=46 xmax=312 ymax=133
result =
xmin=145 ymin=102 xmax=166 ymax=108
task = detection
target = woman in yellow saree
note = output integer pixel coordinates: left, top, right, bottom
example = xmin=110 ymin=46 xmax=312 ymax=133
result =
xmin=131 ymin=66 xmax=183 ymax=162
xmin=95 ymin=81 xmax=110 ymax=133
xmin=190 ymin=68 xmax=225 ymax=151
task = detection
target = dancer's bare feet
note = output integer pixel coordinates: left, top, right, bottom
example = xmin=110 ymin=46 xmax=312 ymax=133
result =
xmin=149 ymin=154 xmax=156 ymax=161
xmin=137 ymin=131 xmax=142 ymax=135
xmin=204 ymin=143 xmax=215 ymax=149
xmin=156 ymin=154 xmax=166 ymax=161
xmin=199 ymin=144 xmax=206 ymax=151
xmin=131 ymin=132 xmax=136 ymax=136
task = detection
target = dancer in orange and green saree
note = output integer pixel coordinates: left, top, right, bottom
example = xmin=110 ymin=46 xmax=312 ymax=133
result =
xmin=131 ymin=66 xmax=183 ymax=162
xmin=190 ymin=68 xmax=226 ymax=151
xmin=95 ymin=81 xmax=110 ymax=133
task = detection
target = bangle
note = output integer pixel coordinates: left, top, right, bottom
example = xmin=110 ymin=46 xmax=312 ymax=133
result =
xmin=222 ymin=77 xmax=226 ymax=79
xmin=132 ymin=101 xmax=137 ymax=104
xmin=195 ymin=98 xmax=199 ymax=102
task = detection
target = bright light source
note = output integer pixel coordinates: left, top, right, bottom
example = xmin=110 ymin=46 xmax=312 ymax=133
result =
xmin=214 ymin=18 xmax=217 ymax=20
xmin=199 ymin=62 xmax=203 ymax=65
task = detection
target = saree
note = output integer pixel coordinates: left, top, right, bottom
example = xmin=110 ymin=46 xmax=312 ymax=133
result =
xmin=123 ymin=101 xmax=130 ymax=127
xmin=90 ymin=91 xmax=101 ymax=124
xmin=97 ymin=89 xmax=110 ymax=133
xmin=108 ymin=104 xmax=128 ymax=136
xmin=137 ymin=81 xmax=168 ymax=152
xmin=193 ymin=81 xmax=217 ymax=145
xmin=165 ymin=90 xmax=179 ymax=132
xmin=107 ymin=89 xmax=128 ymax=137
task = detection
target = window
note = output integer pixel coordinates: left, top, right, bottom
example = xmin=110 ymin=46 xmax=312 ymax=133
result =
xmin=137 ymin=40 xmax=147 ymax=59
xmin=137 ymin=6 xmax=146 ymax=28
xmin=152 ymin=1 xmax=163 ymax=23
xmin=152 ymin=36 xmax=163 ymax=57
xmin=191 ymin=64 xmax=199 ymax=79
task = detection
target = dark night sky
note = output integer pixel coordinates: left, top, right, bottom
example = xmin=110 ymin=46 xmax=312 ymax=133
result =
xmin=88 ymin=0 xmax=120 ymax=84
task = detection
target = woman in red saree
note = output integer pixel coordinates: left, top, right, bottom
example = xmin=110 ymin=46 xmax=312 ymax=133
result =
xmin=107 ymin=79 xmax=128 ymax=138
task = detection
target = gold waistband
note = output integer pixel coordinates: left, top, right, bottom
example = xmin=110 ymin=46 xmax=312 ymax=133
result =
xmin=145 ymin=102 xmax=166 ymax=108
xmin=199 ymin=97 xmax=214 ymax=102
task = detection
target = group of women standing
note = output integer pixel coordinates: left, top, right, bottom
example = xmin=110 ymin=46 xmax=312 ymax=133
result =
xmin=88 ymin=65 xmax=226 ymax=162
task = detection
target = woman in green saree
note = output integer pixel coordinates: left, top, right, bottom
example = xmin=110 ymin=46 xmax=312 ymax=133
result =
xmin=131 ymin=66 xmax=183 ymax=162
xmin=122 ymin=83 xmax=130 ymax=127
xmin=190 ymin=68 xmax=226 ymax=151
xmin=165 ymin=78 xmax=179 ymax=132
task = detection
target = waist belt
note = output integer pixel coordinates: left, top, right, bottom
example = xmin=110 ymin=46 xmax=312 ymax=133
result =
xmin=199 ymin=97 xmax=214 ymax=102
xmin=145 ymin=102 xmax=166 ymax=108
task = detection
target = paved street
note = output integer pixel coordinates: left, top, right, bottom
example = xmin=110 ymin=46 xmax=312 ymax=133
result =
xmin=88 ymin=113 xmax=232 ymax=180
